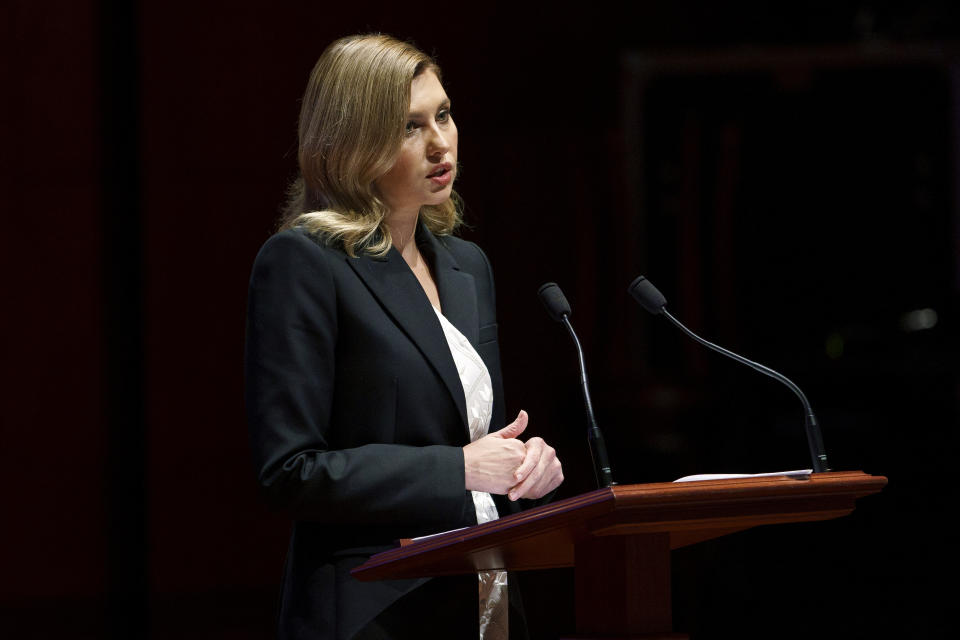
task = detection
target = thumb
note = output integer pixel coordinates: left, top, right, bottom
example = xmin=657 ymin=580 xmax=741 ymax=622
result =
xmin=492 ymin=410 xmax=528 ymax=439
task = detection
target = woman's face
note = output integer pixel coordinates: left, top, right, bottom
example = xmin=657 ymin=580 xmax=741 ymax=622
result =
xmin=375 ymin=70 xmax=458 ymax=216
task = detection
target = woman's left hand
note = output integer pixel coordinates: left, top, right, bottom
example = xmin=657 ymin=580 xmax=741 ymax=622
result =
xmin=507 ymin=433 xmax=564 ymax=501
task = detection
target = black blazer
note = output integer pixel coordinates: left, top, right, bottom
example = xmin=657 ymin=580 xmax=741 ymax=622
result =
xmin=245 ymin=223 xmax=525 ymax=639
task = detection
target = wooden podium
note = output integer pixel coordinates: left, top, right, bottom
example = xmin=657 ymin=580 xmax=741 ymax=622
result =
xmin=353 ymin=470 xmax=886 ymax=638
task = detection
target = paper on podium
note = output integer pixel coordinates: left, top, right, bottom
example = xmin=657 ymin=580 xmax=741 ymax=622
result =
xmin=409 ymin=526 xmax=468 ymax=544
xmin=673 ymin=469 xmax=812 ymax=483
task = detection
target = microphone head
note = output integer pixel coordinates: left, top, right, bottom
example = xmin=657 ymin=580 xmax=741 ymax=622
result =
xmin=538 ymin=282 xmax=572 ymax=322
xmin=628 ymin=276 xmax=667 ymax=315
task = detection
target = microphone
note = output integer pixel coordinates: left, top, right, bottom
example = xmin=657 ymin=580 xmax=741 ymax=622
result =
xmin=538 ymin=283 xmax=615 ymax=488
xmin=627 ymin=276 xmax=830 ymax=473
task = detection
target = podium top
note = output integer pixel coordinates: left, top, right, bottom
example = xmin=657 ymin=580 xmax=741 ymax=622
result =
xmin=352 ymin=470 xmax=886 ymax=581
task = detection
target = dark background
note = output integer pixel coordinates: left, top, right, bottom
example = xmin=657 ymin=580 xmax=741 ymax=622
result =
xmin=3 ymin=1 xmax=958 ymax=638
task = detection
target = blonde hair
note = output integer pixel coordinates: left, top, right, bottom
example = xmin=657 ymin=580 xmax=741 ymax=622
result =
xmin=279 ymin=34 xmax=462 ymax=256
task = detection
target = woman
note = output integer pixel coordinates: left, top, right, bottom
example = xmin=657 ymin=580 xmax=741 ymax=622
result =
xmin=245 ymin=34 xmax=564 ymax=640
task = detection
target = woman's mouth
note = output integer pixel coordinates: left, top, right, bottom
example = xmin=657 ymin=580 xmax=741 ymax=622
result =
xmin=427 ymin=164 xmax=453 ymax=186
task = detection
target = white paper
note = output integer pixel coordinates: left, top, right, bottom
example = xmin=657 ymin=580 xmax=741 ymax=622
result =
xmin=410 ymin=526 xmax=469 ymax=543
xmin=673 ymin=469 xmax=812 ymax=483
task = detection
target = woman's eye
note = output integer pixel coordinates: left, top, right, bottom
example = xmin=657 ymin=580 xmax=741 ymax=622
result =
xmin=437 ymin=109 xmax=450 ymax=123
xmin=405 ymin=121 xmax=418 ymax=134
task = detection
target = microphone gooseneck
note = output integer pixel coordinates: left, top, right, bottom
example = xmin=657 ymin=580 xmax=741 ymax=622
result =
xmin=538 ymin=283 xmax=615 ymax=488
xmin=627 ymin=275 xmax=830 ymax=473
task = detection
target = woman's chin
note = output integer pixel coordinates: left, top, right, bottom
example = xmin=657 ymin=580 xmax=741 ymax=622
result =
xmin=424 ymin=189 xmax=453 ymax=207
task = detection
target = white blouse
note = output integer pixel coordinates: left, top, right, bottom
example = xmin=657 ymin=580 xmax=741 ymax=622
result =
xmin=433 ymin=307 xmax=509 ymax=640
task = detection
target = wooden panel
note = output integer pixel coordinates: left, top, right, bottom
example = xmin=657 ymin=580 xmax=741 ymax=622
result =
xmin=575 ymin=534 xmax=672 ymax=635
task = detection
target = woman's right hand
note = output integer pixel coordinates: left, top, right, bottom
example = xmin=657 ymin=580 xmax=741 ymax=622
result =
xmin=463 ymin=410 xmax=528 ymax=494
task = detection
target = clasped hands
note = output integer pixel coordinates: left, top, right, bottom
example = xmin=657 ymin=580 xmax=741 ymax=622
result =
xmin=463 ymin=410 xmax=563 ymax=501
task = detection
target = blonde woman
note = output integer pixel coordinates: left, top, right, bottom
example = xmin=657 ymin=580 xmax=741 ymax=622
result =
xmin=245 ymin=34 xmax=564 ymax=640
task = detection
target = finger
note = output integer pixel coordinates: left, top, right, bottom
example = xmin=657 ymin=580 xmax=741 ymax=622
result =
xmin=509 ymin=449 xmax=548 ymax=501
xmin=531 ymin=457 xmax=563 ymax=499
xmin=512 ymin=446 xmax=560 ymax=500
xmin=513 ymin=437 xmax=544 ymax=484
xmin=491 ymin=410 xmax=528 ymax=439
xmin=509 ymin=467 xmax=541 ymax=501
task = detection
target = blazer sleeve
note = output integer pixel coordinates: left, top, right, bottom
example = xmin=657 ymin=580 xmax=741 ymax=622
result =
xmin=244 ymin=230 xmax=473 ymax=529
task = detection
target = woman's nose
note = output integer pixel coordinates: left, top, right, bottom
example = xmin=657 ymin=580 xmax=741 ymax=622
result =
xmin=427 ymin=126 xmax=450 ymax=157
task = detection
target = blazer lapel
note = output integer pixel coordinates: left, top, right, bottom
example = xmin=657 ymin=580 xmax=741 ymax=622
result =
xmin=418 ymin=227 xmax=479 ymax=347
xmin=347 ymin=241 xmax=471 ymax=434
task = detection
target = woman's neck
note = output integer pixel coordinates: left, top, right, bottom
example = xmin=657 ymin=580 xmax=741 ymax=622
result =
xmin=387 ymin=209 xmax=440 ymax=310
xmin=385 ymin=209 xmax=421 ymax=266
